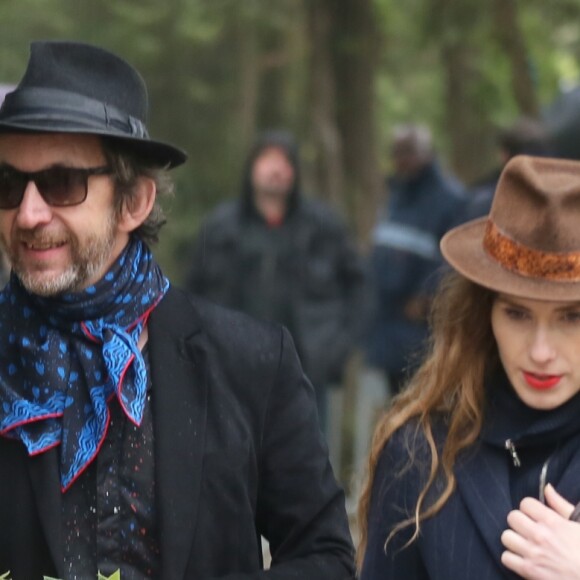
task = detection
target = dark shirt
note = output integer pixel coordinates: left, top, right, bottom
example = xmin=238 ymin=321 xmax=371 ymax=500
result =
xmin=63 ymin=347 xmax=159 ymax=579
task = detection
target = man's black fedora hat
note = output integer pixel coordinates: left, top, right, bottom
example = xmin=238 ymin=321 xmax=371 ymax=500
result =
xmin=0 ymin=41 xmax=187 ymax=168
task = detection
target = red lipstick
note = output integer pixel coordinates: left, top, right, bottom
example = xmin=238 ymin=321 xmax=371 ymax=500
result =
xmin=523 ymin=371 xmax=562 ymax=390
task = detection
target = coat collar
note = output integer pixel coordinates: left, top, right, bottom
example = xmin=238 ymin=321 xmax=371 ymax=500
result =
xmin=455 ymin=433 xmax=580 ymax=579
xmin=455 ymin=371 xmax=580 ymax=570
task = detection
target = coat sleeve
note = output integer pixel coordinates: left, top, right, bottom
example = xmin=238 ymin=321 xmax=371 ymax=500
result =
xmin=184 ymin=203 xmax=239 ymax=302
xmin=210 ymin=327 xmax=356 ymax=579
xmin=359 ymin=427 xmax=430 ymax=580
xmin=184 ymin=215 xmax=221 ymax=297
xmin=319 ymin=210 xmax=373 ymax=384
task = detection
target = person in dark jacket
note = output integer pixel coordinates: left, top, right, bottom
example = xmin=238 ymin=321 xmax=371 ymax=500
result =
xmin=365 ymin=124 xmax=465 ymax=395
xmin=358 ymin=155 xmax=580 ymax=579
xmin=463 ymin=116 xmax=552 ymax=222
xmin=0 ymin=42 xmax=355 ymax=579
xmin=187 ymin=130 xmax=369 ymax=432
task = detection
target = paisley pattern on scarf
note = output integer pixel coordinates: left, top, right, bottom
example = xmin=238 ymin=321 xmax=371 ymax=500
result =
xmin=0 ymin=238 xmax=169 ymax=491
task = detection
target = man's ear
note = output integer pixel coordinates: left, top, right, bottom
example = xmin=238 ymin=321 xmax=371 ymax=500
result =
xmin=118 ymin=177 xmax=156 ymax=233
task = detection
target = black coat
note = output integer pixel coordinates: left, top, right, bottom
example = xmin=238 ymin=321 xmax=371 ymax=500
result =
xmin=361 ymin=413 xmax=580 ymax=580
xmin=0 ymin=287 xmax=355 ymax=579
xmin=186 ymin=198 xmax=369 ymax=390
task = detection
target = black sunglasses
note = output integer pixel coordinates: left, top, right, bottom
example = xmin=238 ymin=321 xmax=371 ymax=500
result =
xmin=0 ymin=164 xmax=113 ymax=210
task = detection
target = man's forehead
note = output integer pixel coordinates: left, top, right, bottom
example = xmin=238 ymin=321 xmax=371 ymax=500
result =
xmin=0 ymin=132 xmax=105 ymax=165
xmin=255 ymin=145 xmax=291 ymax=159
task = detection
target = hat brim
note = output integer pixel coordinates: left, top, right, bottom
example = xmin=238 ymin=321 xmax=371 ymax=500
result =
xmin=441 ymin=218 xmax=580 ymax=301
xmin=0 ymin=120 xmax=187 ymax=169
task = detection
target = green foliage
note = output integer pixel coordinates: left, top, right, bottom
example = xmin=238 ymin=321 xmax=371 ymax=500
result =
xmin=0 ymin=0 xmax=577 ymax=270
xmin=98 ymin=571 xmax=121 ymax=580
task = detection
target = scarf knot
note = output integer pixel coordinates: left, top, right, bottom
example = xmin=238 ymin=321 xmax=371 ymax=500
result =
xmin=0 ymin=238 xmax=168 ymax=491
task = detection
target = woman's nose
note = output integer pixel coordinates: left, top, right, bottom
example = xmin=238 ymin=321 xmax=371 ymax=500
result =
xmin=528 ymin=327 xmax=556 ymax=365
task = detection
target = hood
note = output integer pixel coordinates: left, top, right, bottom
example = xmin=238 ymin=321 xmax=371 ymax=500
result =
xmin=240 ymin=129 xmax=302 ymax=219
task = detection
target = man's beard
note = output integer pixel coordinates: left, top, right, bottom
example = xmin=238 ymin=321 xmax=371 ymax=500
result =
xmin=7 ymin=213 xmax=118 ymax=296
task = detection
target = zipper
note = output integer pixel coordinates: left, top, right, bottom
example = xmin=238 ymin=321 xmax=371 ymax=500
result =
xmin=505 ymin=438 xmax=521 ymax=467
xmin=504 ymin=440 xmax=557 ymax=504
xmin=538 ymin=457 xmax=551 ymax=504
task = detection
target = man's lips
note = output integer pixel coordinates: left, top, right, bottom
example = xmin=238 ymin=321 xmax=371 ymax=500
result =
xmin=17 ymin=234 xmax=68 ymax=252
xmin=15 ymin=238 xmax=68 ymax=264
xmin=21 ymin=240 xmax=66 ymax=250
xmin=522 ymin=371 xmax=562 ymax=390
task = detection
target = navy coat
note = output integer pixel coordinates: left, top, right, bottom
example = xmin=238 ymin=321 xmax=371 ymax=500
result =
xmin=360 ymin=421 xmax=580 ymax=580
xmin=365 ymin=161 xmax=465 ymax=378
xmin=0 ymin=287 xmax=355 ymax=579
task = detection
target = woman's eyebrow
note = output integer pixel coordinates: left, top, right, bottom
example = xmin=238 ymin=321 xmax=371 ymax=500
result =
xmin=496 ymin=296 xmax=528 ymax=309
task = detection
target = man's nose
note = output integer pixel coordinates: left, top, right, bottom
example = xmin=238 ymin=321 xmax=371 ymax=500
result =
xmin=15 ymin=181 xmax=52 ymax=228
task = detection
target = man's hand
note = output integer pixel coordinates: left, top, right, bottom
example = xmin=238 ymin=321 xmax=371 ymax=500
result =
xmin=501 ymin=484 xmax=580 ymax=579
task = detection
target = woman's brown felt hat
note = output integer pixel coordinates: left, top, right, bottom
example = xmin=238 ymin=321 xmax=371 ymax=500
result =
xmin=441 ymin=154 xmax=580 ymax=301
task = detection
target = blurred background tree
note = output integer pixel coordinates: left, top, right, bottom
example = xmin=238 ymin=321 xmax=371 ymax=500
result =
xmin=0 ymin=0 xmax=579 ymax=279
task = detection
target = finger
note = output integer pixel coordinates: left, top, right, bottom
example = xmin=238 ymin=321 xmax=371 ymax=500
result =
xmin=500 ymin=528 xmax=528 ymax=556
xmin=501 ymin=549 xmax=526 ymax=576
xmin=517 ymin=496 xmax=561 ymax=525
xmin=506 ymin=508 xmax=537 ymax=538
xmin=544 ymin=484 xmax=574 ymax=519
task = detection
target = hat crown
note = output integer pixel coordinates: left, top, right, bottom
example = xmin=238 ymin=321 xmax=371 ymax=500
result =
xmin=16 ymin=41 xmax=148 ymax=123
xmin=0 ymin=41 xmax=186 ymax=168
xmin=491 ymin=155 xmax=580 ymax=254
xmin=441 ymin=155 xmax=580 ymax=301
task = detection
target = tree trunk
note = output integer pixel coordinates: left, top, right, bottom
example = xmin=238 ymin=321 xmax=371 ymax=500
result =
xmin=440 ymin=41 xmax=492 ymax=183
xmin=491 ymin=0 xmax=539 ymax=118
xmin=235 ymin=14 xmax=260 ymax=155
xmin=333 ymin=0 xmax=383 ymax=245
xmin=307 ymin=1 xmax=344 ymax=208
xmin=432 ymin=0 xmax=497 ymax=184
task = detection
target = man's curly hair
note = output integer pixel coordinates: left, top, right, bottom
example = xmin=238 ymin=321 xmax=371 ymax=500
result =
xmin=102 ymin=138 xmax=175 ymax=245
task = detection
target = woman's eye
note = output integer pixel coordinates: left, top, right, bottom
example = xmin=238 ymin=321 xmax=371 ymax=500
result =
xmin=563 ymin=311 xmax=580 ymax=323
xmin=504 ymin=307 xmax=529 ymax=321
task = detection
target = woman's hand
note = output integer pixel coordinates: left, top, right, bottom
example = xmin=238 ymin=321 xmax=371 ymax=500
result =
xmin=501 ymin=484 xmax=580 ymax=579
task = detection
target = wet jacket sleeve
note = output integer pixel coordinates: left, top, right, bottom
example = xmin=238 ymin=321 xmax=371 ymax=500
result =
xmin=210 ymin=326 xmax=356 ymax=579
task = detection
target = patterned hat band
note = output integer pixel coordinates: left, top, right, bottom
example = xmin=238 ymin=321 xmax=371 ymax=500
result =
xmin=483 ymin=220 xmax=580 ymax=282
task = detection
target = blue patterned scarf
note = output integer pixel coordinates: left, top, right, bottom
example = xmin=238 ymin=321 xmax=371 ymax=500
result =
xmin=0 ymin=238 xmax=169 ymax=491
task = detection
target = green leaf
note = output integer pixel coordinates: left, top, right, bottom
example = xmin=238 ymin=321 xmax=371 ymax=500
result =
xmin=98 ymin=571 xmax=121 ymax=580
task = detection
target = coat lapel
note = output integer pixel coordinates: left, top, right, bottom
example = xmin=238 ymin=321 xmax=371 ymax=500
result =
xmin=148 ymin=288 xmax=208 ymax=579
xmin=27 ymin=448 xmax=65 ymax=577
xmin=455 ymin=443 xmax=513 ymax=571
